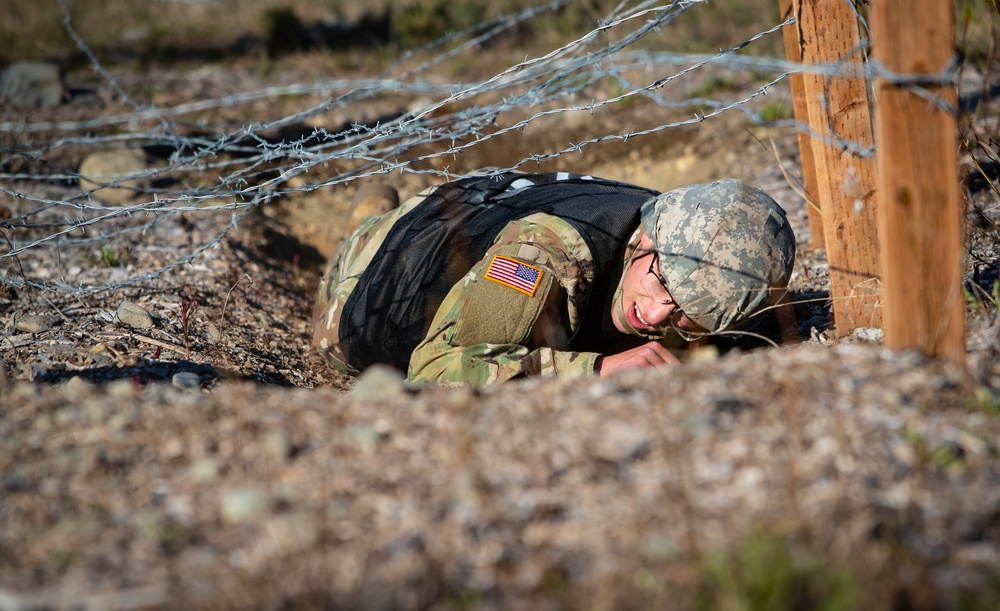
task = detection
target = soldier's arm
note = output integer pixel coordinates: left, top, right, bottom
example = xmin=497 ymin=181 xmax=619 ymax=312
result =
xmin=408 ymin=215 xmax=600 ymax=386
xmin=408 ymin=337 xmax=600 ymax=386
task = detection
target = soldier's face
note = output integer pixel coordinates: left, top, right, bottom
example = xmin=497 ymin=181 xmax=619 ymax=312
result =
xmin=612 ymin=232 xmax=704 ymax=338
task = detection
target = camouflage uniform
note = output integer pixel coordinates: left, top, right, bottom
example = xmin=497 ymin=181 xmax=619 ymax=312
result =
xmin=313 ymin=195 xmax=641 ymax=385
xmin=405 ymin=211 xmax=638 ymax=385
xmin=312 ymin=190 xmax=430 ymax=373
xmin=313 ymin=176 xmax=795 ymax=387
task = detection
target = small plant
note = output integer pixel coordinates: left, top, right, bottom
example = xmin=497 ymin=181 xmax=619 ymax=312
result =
xmin=393 ymin=0 xmax=492 ymax=47
xmin=99 ymin=244 xmax=118 ymax=267
xmin=603 ymin=79 xmax=641 ymax=109
xmin=180 ymin=295 xmax=197 ymax=359
xmin=393 ymin=0 xmax=452 ymax=47
xmin=964 ymin=279 xmax=999 ymax=316
xmin=262 ymin=7 xmax=305 ymax=56
xmin=969 ymin=386 xmax=1000 ymax=417
xmin=220 ymin=273 xmax=252 ymax=336
xmin=89 ymin=243 xmax=128 ymax=268
xmin=758 ymin=100 xmax=793 ymax=123
xmin=689 ymin=75 xmax=738 ymax=99
xmin=255 ymin=46 xmax=273 ymax=79
xmin=964 ymin=285 xmax=981 ymax=313
xmin=696 ymin=529 xmax=854 ymax=611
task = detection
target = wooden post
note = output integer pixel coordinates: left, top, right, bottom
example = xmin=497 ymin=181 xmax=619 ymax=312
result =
xmin=779 ymin=0 xmax=824 ymax=251
xmin=871 ymin=1 xmax=965 ymax=362
xmin=795 ymin=0 xmax=881 ymax=334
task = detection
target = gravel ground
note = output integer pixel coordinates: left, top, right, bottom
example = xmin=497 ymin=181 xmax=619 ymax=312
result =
xmin=1 ymin=55 xmax=999 ymax=610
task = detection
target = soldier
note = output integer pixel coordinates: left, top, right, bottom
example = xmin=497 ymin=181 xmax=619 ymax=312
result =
xmin=312 ymin=171 xmax=795 ymax=386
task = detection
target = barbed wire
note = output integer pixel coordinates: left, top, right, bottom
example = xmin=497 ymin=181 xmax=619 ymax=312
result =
xmin=0 ymin=0 xmax=963 ymax=295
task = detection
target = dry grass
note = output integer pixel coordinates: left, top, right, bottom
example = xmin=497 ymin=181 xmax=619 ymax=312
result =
xmin=0 ymin=0 xmax=796 ymax=65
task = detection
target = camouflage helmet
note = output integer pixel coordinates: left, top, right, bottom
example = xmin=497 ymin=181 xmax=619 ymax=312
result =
xmin=640 ymin=179 xmax=795 ymax=333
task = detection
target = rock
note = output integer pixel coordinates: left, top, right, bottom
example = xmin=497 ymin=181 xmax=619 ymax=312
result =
xmin=15 ymin=314 xmax=61 ymax=333
xmin=345 ymin=424 xmax=381 ymax=454
xmin=688 ymin=344 xmax=719 ymax=364
xmin=852 ymin=327 xmax=884 ymax=343
xmin=0 ymin=61 xmax=63 ymax=110
xmin=262 ymin=431 xmax=290 ymax=462
xmin=591 ymin=421 xmax=652 ymax=464
xmin=64 ymin=376 xmax=93 ymax=394
xmin=79 ymin=149 xmax=148 ymax=204
xmin=172 ymin=372 xmax=202 ymax=390
xmin=349 ymin=364 xmax=406 ymax=400
xmin=220 ymin=488 xmax=267 ymax=524
xmin=261 ymin=514 xmax=318 ymax=555
xmin=116 ymin=300 xmax=154 ymax=328
xmin=3 ymin=473 xmax=29 ymax=492
xmin=204 ymin=321 xmax=222 ymax=342
xmin=190 ymin=459 xmax=219 ymax=484
xmin=346 ymin=183 xmax=399 ymax=234
xmin=106 ymin=378 xmax=136 ymax=399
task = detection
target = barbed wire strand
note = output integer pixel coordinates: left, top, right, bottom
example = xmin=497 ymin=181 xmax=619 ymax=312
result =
xmin=0 ymin=1 xmax=961 ymax=295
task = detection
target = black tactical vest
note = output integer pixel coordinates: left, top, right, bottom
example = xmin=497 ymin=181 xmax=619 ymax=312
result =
xmin=339 ymin=172 xmax=657 ymax=371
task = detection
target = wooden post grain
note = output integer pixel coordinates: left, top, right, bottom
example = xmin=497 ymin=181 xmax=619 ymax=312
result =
xmin=795 ymin=0 xmax=881 ymax=334
xmin=871 ymin=1 xmax=965 ymax=362
xmin=779 ymin=0 xmax=824 ymax=250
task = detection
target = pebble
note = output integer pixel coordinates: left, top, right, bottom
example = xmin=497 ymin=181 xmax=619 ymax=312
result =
xmin=2 ymin=473 xmax=29 ymax=492
xmin=107 ymin=378 xmax=136 ymax=399
xmin=349 ymin=364 xmax=406 ymax=400
xmin=262 ymin=431 xmax=290 ymax=462
xmin=220 ymin=488 xmax=267 ymax=524
xmin=116 ymin=300 xmax=154 ymax=328
xmin=171 ymin=372 xmax=202 ymax=390
xmin=852 ymin=327 xmax=885 ymax=343
xmin=204 ymin=322 xmax=222 ymax=342
xmin=346 ymin=184 xmax=399 ymax=234
xmin=15 ymin=314 xmax=61 ymax=333
xmin=64 ymin=376 xmax=93 ymax=394
xmin=688 ymin=344 xmax=719 ymax=365
xmin=262 ymin=514 xmax=318 ymax=555
xmin=345 ymin=424 xmax=381 ymax=454
xmin=78 ymin=149 xmax=148 ymax=204
xmin=0 ymin=61 xmax=63 ymax=110
xmin=592 ymin=421 xmax=652 ymax=464
xmin=190 ymin=459 xmax=219 ymax=484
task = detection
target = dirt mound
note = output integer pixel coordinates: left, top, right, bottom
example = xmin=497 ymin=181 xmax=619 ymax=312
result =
xmin=2 ymin=345 xmax=999 ymax=610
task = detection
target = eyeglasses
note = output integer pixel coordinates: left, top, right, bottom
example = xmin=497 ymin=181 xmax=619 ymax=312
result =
xmin=638 ymin=252 xmax=703 ymax=341
xmin=640 ymin=252 xmax=674 ymax=306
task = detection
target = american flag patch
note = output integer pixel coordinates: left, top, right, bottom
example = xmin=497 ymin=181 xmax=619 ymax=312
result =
xmin=484 ymin=255 xmax=543 ymax=296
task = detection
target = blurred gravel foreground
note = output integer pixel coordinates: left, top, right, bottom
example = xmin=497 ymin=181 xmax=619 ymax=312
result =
xmin=2 ymin=344 xmax=1000 ymax=610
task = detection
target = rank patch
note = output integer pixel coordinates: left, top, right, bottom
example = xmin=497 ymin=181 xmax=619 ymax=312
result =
xmin=484 ymin=255 xmax=543 ymax=296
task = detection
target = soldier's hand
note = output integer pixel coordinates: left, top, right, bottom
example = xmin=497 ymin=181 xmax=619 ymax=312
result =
xmin=595 ymin=341 xmax=679 ymax=377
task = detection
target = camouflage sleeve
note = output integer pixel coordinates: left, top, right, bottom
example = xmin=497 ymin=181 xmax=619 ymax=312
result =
xmin=407 ymin=213 xmax=600 ymax=387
